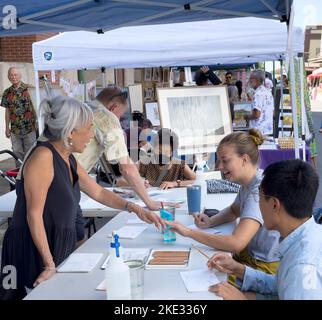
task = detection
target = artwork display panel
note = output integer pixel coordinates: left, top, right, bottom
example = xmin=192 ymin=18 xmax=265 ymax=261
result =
xmin=157 ymin=86 xmax=231 ymax=154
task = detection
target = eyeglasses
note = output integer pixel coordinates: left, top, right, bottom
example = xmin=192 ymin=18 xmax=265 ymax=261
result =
xmin=250 ymin=187 xmax=276 ymax=203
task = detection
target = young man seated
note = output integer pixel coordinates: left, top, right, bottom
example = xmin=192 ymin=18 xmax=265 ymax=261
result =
xmin=207 ymin=159 xmax=322 ymax=300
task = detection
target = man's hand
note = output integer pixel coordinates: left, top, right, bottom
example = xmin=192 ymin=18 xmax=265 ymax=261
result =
xmin=201 ymin=66 xmax=210 ymax=74
xmin=194 ymin=213 xmax=212 ymax=229
xmin=207 ymin=252 xmax=244 ymax=277
xmin=5 ymin=128 xmax=11 ymax=138
xmin=209 ymin=282 xmax=247 ymax=300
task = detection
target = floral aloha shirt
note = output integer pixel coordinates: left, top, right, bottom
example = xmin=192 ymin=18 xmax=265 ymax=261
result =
xmin=1 ymin=82 xmax=38 ymax=136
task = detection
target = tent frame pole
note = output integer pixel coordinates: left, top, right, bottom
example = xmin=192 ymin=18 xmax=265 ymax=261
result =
xmin=299 ymin=54 xmax=307 ymax=162
xmin=34 ymin=70 xmax=42 ymax=134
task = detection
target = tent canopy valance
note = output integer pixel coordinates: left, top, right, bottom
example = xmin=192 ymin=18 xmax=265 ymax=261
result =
xmin=32 ymin=17 xmax=303 ymax=71
xmin=0 ymin=0 xmax=292 ymax=37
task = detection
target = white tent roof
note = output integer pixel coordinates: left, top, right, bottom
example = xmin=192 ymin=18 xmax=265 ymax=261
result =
xmin=32 ymin=17 xmax=304 ymax=71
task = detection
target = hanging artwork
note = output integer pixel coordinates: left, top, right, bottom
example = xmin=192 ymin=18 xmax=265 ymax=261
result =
xmin=145 ymin=102 xmax=160 ymax=126
xmin=157 ymin=86 xmax=231 ymax=154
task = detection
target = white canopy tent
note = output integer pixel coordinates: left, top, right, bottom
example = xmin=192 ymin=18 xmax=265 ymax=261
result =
xmin=32 ymin=17 xmax=304 ymax=70
xmin=32 ymin=15 xmax=307 ymax=160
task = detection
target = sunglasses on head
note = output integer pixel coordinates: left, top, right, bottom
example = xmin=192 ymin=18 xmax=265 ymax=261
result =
xmin=107 ymin=87 xmax=128 ymax=101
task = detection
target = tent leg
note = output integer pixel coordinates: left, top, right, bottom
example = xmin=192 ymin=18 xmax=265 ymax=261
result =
xmin=298 ymin=55 xmax=306 ymax=161
xmin=287 ymin=3 xmax=300 ymax=159
xmin=34 ymin=70 xmax=42 ymax=134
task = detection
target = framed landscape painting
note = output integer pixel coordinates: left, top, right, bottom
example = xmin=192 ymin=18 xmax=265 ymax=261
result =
xmin=157 ymin=86 xmax=232 ymax=154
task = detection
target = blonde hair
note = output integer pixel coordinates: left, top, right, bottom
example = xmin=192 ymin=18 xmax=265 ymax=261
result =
xmin=218 ymin=129 xmax=264 ymax=165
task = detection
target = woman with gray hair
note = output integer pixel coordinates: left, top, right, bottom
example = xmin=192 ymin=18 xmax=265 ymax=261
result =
xmin=0 ymin=96 xmax=163 ymax=300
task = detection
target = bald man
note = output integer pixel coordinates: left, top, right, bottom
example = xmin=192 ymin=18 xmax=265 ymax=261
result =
xmin=1 ymin=67 xmax=38 ymax=164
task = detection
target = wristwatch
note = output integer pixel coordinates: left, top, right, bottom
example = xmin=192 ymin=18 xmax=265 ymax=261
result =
xmin=177 ymin=180 xmax=181 ymax=188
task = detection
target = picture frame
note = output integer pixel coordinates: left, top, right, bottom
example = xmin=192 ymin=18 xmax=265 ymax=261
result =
xmin=157 ymin=86 xmax=232 ymax=154
xmin=282 ymin=93 xmax=292 ymax=110
xmin=128 ymin=84 xmax=143 ymax=112
xmin=152 ymin=67 xmax=161 ymax=82
xmin=143 ymin=86 xmax=155 ymax=102
xmin=233 ymin=102 xmax=252 ymax=128
xmin=145 ymin=102 xmax=160 ymax=126
xmin=144 ymin=68 xmax=152 ymax=82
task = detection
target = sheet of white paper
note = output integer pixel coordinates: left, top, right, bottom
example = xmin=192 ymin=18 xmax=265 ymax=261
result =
xmin=127 ymin=217 xmax=148 ymax=224
xmin=107 ymin=226 xmax=148 ymax=239
xmin=96 ymin=279 xmax=106 ymax=291
xmin=57 ymin=253 xmax=103 ymax=273
xmin=101 ymin=248 xmax=151 ymax=269
xmin=180 ymin=269 xmax=220 ymax=292
xmin=80 ymin=197 xmax=106 ymax=210
xmin=188 ymin=224 xmax=221 ymax=234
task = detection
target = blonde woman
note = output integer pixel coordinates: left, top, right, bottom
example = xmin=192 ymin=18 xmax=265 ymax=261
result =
xmin=166 ymin=129 xmax=280 ymax=281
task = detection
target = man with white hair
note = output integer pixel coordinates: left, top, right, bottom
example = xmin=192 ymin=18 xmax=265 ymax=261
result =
xmin=1 ymin=67 xmax=38 ymax=163
xmin=245 ymin=69 xmax=274 ymax=136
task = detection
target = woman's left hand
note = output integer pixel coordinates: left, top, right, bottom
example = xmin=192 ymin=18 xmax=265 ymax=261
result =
xmin=135 ymin=207 xmax=165 ymax=230
xmin=33 ymin=267 xmax=56 ymax=287
xmin=159 ymin=181 xmax=177 ymax=190
xmin=164 ymin=220 xmax=191 ymax=237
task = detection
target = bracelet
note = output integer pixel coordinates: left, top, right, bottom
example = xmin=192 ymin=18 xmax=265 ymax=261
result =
xmin=125 ymin=201 xmax=133 ymax=213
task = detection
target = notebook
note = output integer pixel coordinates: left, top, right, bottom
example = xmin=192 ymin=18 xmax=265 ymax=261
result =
xmin=57 ymin=253 xmax=104 ymax=273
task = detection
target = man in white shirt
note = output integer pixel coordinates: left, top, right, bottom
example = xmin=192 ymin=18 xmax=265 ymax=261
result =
xmin=245 ymin=70 xmax=274 ymax=135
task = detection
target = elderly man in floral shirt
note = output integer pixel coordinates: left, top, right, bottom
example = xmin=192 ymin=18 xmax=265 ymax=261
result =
xmin=1 ymin=67 xmax=38 ymax=164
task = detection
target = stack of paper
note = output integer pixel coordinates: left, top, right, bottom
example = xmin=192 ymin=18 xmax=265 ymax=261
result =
xmin=107 ymin=226 xmax=148 ymax=239
xmin=180 ymin=269 xmax=220 ymax=292
xmin=57 ymin=253 xmax=104 ymax=273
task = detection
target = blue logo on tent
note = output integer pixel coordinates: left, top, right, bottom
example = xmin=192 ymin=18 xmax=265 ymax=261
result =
xmin=44 ymin=52 xmax=52 ymax=61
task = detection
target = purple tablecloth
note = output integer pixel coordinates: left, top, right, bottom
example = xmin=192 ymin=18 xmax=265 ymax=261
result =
xmin=259 ymin=146 xmax=311 ymax=169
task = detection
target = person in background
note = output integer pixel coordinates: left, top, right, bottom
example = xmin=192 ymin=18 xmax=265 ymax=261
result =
xmin=0 ymin=96 xmax=164 ymax=300
xmin=139 ymin=128 xmax=196 ymax=189
xmin=165 ymin=129 xmax=281 ymax=283
xmin=244 ymin=70 xmax=274 ymax=136
xmin=264 ymin=72 xmax=273 ymax=91
xmin=1 ymin=67 xmax=38 ymax=165
xmin=235 ymin=80 xmax=244 ymax=101
xmin=224 ymin=71 xmax=239 ymax=122
xmin=75 ymin=86 xmax=166 ymax=211
xmin=208 ymin=159 xmax=322 ymax=300
xmin=194 ymin=66 xmax=222 ymax=86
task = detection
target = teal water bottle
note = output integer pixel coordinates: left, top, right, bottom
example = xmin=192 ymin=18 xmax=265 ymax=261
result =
xmin=160 ymin=207 xmax=176 ymax=243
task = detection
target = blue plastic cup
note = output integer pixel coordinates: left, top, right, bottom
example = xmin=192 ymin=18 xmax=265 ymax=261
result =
xmin=159 ymin=206 xmax=176 ymax=243
xmin=187 ymin=185 xmax=201 ymax=215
